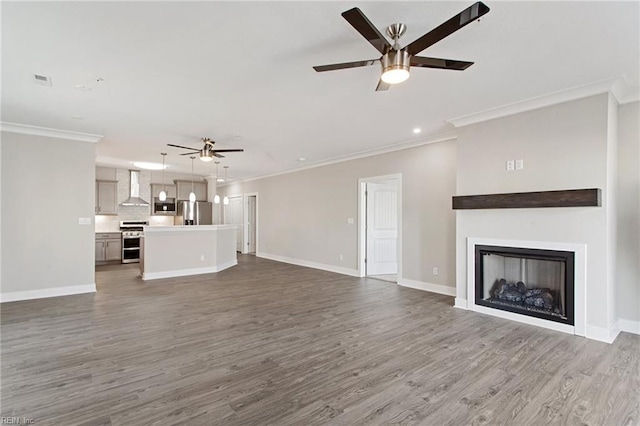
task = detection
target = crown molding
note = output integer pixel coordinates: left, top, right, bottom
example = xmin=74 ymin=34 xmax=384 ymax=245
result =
xmin=0 ymin=122 xmax=103 ymax=143
xmin=446 ymin=77 xmax=638 ymax=128
xmin=228 ymin=131 xmax=458 ymax=186
xmin=610 ymin=76 xmax=640 ymax=104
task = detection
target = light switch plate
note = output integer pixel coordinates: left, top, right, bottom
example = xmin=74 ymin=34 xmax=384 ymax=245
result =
xmin=506 ymin=160 xmax=515 ymax=171
xmin=347 ymin=218 xmax=354 ymax=224
xmin=516 ymin=159 xmax=524 ymax=170
xmin=78 ymin=217 xmax=91 ymax=225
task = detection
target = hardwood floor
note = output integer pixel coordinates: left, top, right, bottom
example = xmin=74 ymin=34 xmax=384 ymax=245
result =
xmin=2 ymin=255 xmax=639 ymax=425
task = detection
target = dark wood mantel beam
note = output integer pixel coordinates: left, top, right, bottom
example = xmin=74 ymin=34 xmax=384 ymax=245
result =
xmin=452 ymin=188 xmax=601 ymax=210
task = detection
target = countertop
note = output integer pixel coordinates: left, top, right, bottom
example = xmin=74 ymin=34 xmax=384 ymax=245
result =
xmin=143 ymin=225 xmax=238 ymax=233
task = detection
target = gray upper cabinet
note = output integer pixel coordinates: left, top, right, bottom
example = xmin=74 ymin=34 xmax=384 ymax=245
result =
xmin=96 ymin=180 xmax=118 ymax=215
xmin=175 ymin=180 xmax=207 ymax=201
xmin=151 ymin=184 xmax=177 ymax=199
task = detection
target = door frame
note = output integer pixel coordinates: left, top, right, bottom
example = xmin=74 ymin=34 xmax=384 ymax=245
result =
xmin=242 ymin=192 xmax=258 ymax=254
xmin=358 ymin=173 xmax=402 ymax=279
xmin=224 ymin=194 xmax=244 ymax=252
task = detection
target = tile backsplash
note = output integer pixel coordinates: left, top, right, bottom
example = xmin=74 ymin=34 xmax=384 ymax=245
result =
xmin=95 ymin=215 xmax=174 ymax=232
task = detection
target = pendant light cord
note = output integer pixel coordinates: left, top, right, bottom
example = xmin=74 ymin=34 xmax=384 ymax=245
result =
xmin=161 ymin=153 xmax=166 ymax=193
xmin=191 ymin=156 xmax=195 ymax=193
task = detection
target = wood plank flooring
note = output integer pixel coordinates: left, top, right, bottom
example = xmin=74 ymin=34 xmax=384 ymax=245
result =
xmin=1 ymin=255 xmax=639 ymax=425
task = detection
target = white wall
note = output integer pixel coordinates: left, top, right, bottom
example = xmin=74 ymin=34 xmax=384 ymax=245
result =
xmin=1 ymin=132 xmax=96 ymax=300
xmin=454 ymin=94 xmax=618 ymax=337
xmin=617 ymin=101 xmax=640 ymax=324
xmin=222 ymin=139 xmax=457 ymax=289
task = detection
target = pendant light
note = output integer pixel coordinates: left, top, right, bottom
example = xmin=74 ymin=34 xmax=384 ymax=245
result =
xmin=213 ymin=161 xmax=221 ymax=204
xmin=223 ymin=166 xmax=230 ymax=205
xmin=189 ymin=156 xmax=196 ymax=202
xmin=158 ymin=153 xmax=167 ymax=201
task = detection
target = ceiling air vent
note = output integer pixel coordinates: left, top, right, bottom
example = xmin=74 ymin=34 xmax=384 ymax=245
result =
xmin=33 ymin=74 xmax=52 ymax=86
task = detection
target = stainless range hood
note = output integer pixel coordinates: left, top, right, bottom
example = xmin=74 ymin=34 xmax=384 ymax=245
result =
xmin=121 ymin=170 xmax=150 ymax=206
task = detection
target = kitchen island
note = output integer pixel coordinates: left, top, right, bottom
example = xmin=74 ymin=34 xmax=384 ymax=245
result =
xmin=141 ymin=225 xmax=237 ymax=280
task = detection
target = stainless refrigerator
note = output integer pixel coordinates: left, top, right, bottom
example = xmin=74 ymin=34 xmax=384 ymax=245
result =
xmin=175 ymin=201 xmax=213 ymax=225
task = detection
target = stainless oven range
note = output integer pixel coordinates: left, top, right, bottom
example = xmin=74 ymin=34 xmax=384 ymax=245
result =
xmin=119 ymin=220 xmax=148 ymax=264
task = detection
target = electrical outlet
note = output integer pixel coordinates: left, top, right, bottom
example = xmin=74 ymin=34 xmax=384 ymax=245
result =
xmin=506 ymin=160 xmax=515 ymax=171
xmin=339 ymin=254 xmax=343 ymax=261
xmin=268 ymin=244 xmax=271 ymax=249
xmin=433 ymin=267 xmax=439 ymax=276
xmin=515 ymin=159 xmax=524 ymax=170
xmin=200 ymin=255 xmax=205 ymax=261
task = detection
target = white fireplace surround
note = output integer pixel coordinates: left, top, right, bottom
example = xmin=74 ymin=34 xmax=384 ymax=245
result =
xmin=459 ymin=237 xmax=587 ymax=337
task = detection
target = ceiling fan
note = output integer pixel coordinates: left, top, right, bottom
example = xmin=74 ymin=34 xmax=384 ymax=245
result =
xmin=313 ymin=2 xmax=490 ymax=91
xmin=167 ymin=138 xmax=244 ymax=162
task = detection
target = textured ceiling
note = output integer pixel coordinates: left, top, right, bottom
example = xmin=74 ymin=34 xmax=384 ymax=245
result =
xmin=2 ymin=1 xmax=638 ymax=179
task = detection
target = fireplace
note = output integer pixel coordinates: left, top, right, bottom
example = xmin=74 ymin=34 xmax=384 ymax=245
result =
xmin=475 ymin=245 xmax=575 ymax=326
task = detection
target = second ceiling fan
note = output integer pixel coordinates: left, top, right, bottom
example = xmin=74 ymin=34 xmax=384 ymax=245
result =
xmin=168 ymin=137 xmax=244 ymax=162
xmin=313 ymin=2 xmax=490 ymax=91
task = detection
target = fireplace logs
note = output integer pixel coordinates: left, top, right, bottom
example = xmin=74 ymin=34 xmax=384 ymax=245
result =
xmin=491 ymin=279 xmax=560 ymax=315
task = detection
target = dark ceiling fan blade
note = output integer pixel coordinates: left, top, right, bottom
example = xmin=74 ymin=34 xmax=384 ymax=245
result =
xmin=313 ymin=59 xmax=378 ymax=72
xmin=168 ymin=143 xmax=198 ymax=151
xmin=341 ymin=7 xmax=392 ymax=54
xmin=405 ymin=2 xmax=490 ymax=55
xmin=375 ymin=79 xmax=390 ymax=91
xmin=213 ymin=153 xmax=225 ymax=158
xmin=212 ymin=149 xmax=244 ymax=153
xmin=410 ymin=56 xmax=474 ymax=70
xmin=179 ymin=151 xmax=200 ymax=156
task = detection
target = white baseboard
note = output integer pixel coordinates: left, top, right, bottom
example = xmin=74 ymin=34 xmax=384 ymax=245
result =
xmin=0 ymin=283 xmax=96 ymax=303
xmin=143 ymin=260 xmax=237 ymax=281
xmin=256 ymin=252 xmax=360 ymax=277
xmin=619 ymin=319 xmax=640 ymax=335
xmin=454 ymin=298 xmax=468 ymax=309
xmin=586 ymin=321 xmax=621 ymax=344
xmin=397 ymin=278 xmax=456 ymax=297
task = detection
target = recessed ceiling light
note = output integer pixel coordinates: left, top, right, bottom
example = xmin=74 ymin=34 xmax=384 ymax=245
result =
xmin=298 ymin=157 xmax=307 ymax=162
xmin=132 ymin=162 xmax=167 ymax=170
xmin=75 ymin=85 xmax=92 ymax=92
xmin=71 ymin=115 xmax=84 ymax=120
xmin=413 ymin=128 xmax=422 ymax=134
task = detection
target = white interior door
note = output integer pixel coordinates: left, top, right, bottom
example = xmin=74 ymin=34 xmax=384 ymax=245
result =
xmin=366 ymin=182 xmax=398 ymax=275
xmin=224 ymin=196 xmax=244 ymax=252
xmin=246 ymin=195 xmax=257 ymax=253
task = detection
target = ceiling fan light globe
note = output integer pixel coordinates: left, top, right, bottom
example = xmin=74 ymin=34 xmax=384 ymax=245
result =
xmin=159 ymin=191 xmax=167 ymax=201
xmin=189 ymin=192 xmax=196 ymax=202
xmin=214 ymin=194 xmax=221 ymax=204
xmin=381 ymin=50 xmax=410 ymax=84
xmin=381 ymin=68 xmax=410 ymax=84
xmin=200 ymin=149 xmax=214 ymax=162
xmin=223 ymin=196 xmax=229 ymax=205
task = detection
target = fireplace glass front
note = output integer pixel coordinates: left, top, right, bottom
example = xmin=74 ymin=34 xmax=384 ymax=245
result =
xmin=475 ymin=245 xmax=574 ymax=325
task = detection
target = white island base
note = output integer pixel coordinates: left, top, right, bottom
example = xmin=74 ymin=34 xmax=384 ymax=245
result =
xmin=141 ymin=225 xmax=237 ymax=280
